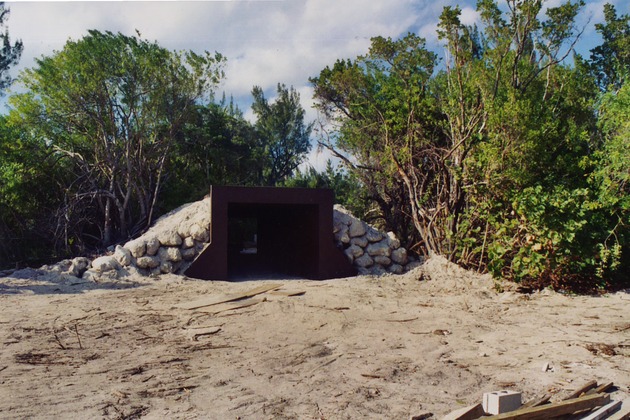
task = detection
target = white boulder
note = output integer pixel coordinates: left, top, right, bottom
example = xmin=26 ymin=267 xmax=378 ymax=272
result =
xmin=160 ymin=260 xmax=174 ymax=274
xmin=91 ymin=255 xmax=120 ymax=273
xmin=70 ymin=257 xmax=90 ymax=277
xmin=344 ymin=244 xmax=364 ymax=262
xmin=157 ymin=229 xmax=182 ymax=247
xmin=355 ymin=254 xmax=374 ymax=268
xmin=349 ymin=219 xmax=366 ymax=238
xmin=146 ymin=236 xmax=160 ymax=256
xmin=124 ymin=238 xmax=146 ymax=258
xmin=389 ymin=264 xmax=404 ymax=274
xmin=366 ymin=240 xmax=391 ymax=257
xmin=190 ymin=224 xmax=209 ymax=243
xmin=158 ymin=247 xmax=182 ymax=263
xmin=182 ymin=237 xmax=195 ymax=249
xmin=387 ymin=232 xmax=401 ymax=249
xmin=350 ymin=236 xmax=368 ymax=248
xmin=391 ymin=248 xmax=408 ymax=265
xmin=136 ymin=255 xmax=160 ymax=269
xmin=366 ymin=229 xmax=383 ymax=243
xmin=181 ymin=247 xmax=197 ymax=261
xmin=114 ymin=245 xmax=132 ymax=266
xmin=374 ymin=256 xmax=392 ymax=266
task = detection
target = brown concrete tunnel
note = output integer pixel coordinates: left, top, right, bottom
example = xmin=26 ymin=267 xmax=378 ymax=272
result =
xmin=184 ymin=186 xmax=357 ymax=280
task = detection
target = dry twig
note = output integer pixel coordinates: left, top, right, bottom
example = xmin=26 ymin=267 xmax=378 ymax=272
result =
xmin=74 ymin=324 xmax=83 ymax=349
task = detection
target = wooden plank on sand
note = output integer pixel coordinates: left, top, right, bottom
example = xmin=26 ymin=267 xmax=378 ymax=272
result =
xmin=563 ymin=379 xmax=598 ymax=400
xmin=580 ymin=400 xmax=622 ymax=420
xmin=607 ymin=399 xmax=630 ymax=420
xmin=440 ymin=403 xmax=485 ymax=420
xmin=268 ymin=290 xmax=306 ymax=297
xmin=196 ymin=298 xmax=263 ymax=314
xmin=174 ymin=283 xmax=282 ymax=310
xmin=520 ymin=393 xmax=552 ymax=408
xmin=585 ymin=382 xmax=615 ymax=396
xmin=484 ymin=393 xmax=610 ymax=420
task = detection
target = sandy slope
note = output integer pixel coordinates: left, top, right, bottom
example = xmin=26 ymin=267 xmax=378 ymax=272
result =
xmin=0 ymin=257 xmax=628 ymax=419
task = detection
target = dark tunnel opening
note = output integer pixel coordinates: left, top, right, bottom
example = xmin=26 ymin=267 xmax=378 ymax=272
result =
xmin=227 ymin=203 xmax=318 ymax=280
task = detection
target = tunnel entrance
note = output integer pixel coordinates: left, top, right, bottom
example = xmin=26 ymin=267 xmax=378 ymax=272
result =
xmin=184 ymin=186 xmax=356 ymax=281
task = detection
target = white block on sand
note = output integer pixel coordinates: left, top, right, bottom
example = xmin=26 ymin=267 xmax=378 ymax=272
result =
xmin=483 ymin=390 xmax=522 ymax=415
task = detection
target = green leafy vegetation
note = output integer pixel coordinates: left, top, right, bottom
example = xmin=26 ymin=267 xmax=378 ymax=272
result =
xmin=1 ymin=29 xmax=313 ymax=265
xmin=311 ymin=0 xmax=629 ymax=291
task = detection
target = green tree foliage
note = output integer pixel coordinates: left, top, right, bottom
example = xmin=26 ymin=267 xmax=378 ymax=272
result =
xmin=311 ymin=34 xmax=439 ymax=249
xmin=313 ymin=0 xmax=628 ymax=290
xmin=447 ymin=0 xmax=604 ymax=285
xmin=596 ymin=82 xmax=630 ymax=201
xmin=283 ymin=160 xmax=367 ymax=218
xmin=0 ymin=3 xmax=29 ymax=266
xmin=163 ymin=100 xmax=259 ymax=208
xmin=0 ymin=2 xmax=22 ymax=93
xmin=590 ymin=4 xmax=629 ymax=91
xmin=251 ymin=83 xmax=312 ymax=186
xmin=0 ymin=115 xmax=63 ymax=266
xmin=1 ymin=2 xmax=627 ymax=290
xmin=430 ymin=0 xmax=621 ymax=288
xmin=589 ymin=78 xmax=630 ymax=283
xmin=9 ymin=30 xmax=225 ymax=249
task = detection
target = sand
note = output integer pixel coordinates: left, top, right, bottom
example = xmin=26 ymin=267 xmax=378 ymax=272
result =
xmin=0 ymin=256 xmax=628 ymax=419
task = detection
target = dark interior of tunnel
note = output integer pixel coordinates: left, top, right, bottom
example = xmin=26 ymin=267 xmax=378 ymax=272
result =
xmin=227 ymin=203 xmax=318 ymax=280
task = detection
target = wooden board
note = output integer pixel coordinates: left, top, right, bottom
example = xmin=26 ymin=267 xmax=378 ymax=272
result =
xmin=585 ymin=382 xmax=614 ymax=396
xmin=268 ymin=290 xmax=306 ymax=297
xmin=440 ymin=403 xmax=485 ymax=420
xmin=580 ymin=400 xmax=622 ymax=420
xmin=196 ymin=298 xmax=263 ymax=314
xmin=607 ymin=399 xmax=630 ymax=420
xmin=174 ymin=283 xmax=282 ymax=310
xmin=484 ymin=393 xmax=610 ymax=420
xmin=520 ymin=393 xmax=551 ymax=409
xmin=563 ymin=379 xmax=598 ymax=400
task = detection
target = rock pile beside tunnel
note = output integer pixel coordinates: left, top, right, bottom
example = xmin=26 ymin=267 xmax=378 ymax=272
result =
xmin=333 ymin=205 xmax=420 ymax=275
xmin=80 ymin=198 xmax=212 ymax=281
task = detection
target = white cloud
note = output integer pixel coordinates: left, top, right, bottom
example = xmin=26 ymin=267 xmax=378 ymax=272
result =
xmin=459 ymin=6 xmax=481 ymax=26
xmin=3 ymin=0 xmax=619 ymax=169
xmin=5 ymin=1 xmax=450 ymax=103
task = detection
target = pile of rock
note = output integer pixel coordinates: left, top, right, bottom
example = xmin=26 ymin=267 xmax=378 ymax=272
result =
xmin=41 ymin=257 xmax=91 ymax=279
xmin=80 ymin=198 xmax=212 ymax=280
xmin=333 ymin=205 xmax=420 ymax=275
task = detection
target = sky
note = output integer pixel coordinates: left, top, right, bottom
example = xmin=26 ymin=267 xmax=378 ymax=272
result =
xmin=4 ymin=0 xmax=628 ymax=169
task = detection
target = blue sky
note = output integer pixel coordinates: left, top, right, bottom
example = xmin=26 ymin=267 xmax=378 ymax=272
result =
xmin=5 ymin=0 xmax=628 ymax=168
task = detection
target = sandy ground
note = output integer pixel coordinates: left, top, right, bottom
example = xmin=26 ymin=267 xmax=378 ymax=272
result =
xmin=0 ymin=256 xmax=628 ymax=419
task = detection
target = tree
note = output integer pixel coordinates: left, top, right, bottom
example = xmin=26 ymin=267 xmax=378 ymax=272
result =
xmin=590 ymin=3 xmax=629 ymax=91
xmin=0 ymin=2 xmax=22 ymax=93
xmin=0 ymin=2 xmax=29 ymax=267
xmin=251 ymin=83 xmax=313 ymax=186
xmin=0 ymin=115 xmax=64 ymax=267
xmin=9 ymin=30 xmax=225 ymax=248
xmin=436 ymin=0 xmax=611 ymax=284
xmin=282 ymin=160 xmax=367 ymax=217
xmin=163 ymin=101 xmax=259 ymax=208
xmin=311 ymin=33 xmax=450 ymax=254
xmin=589 ymin=76 xmax=630 ymax=283
xmin=312 ymin=1 xmax=619 ymax=289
